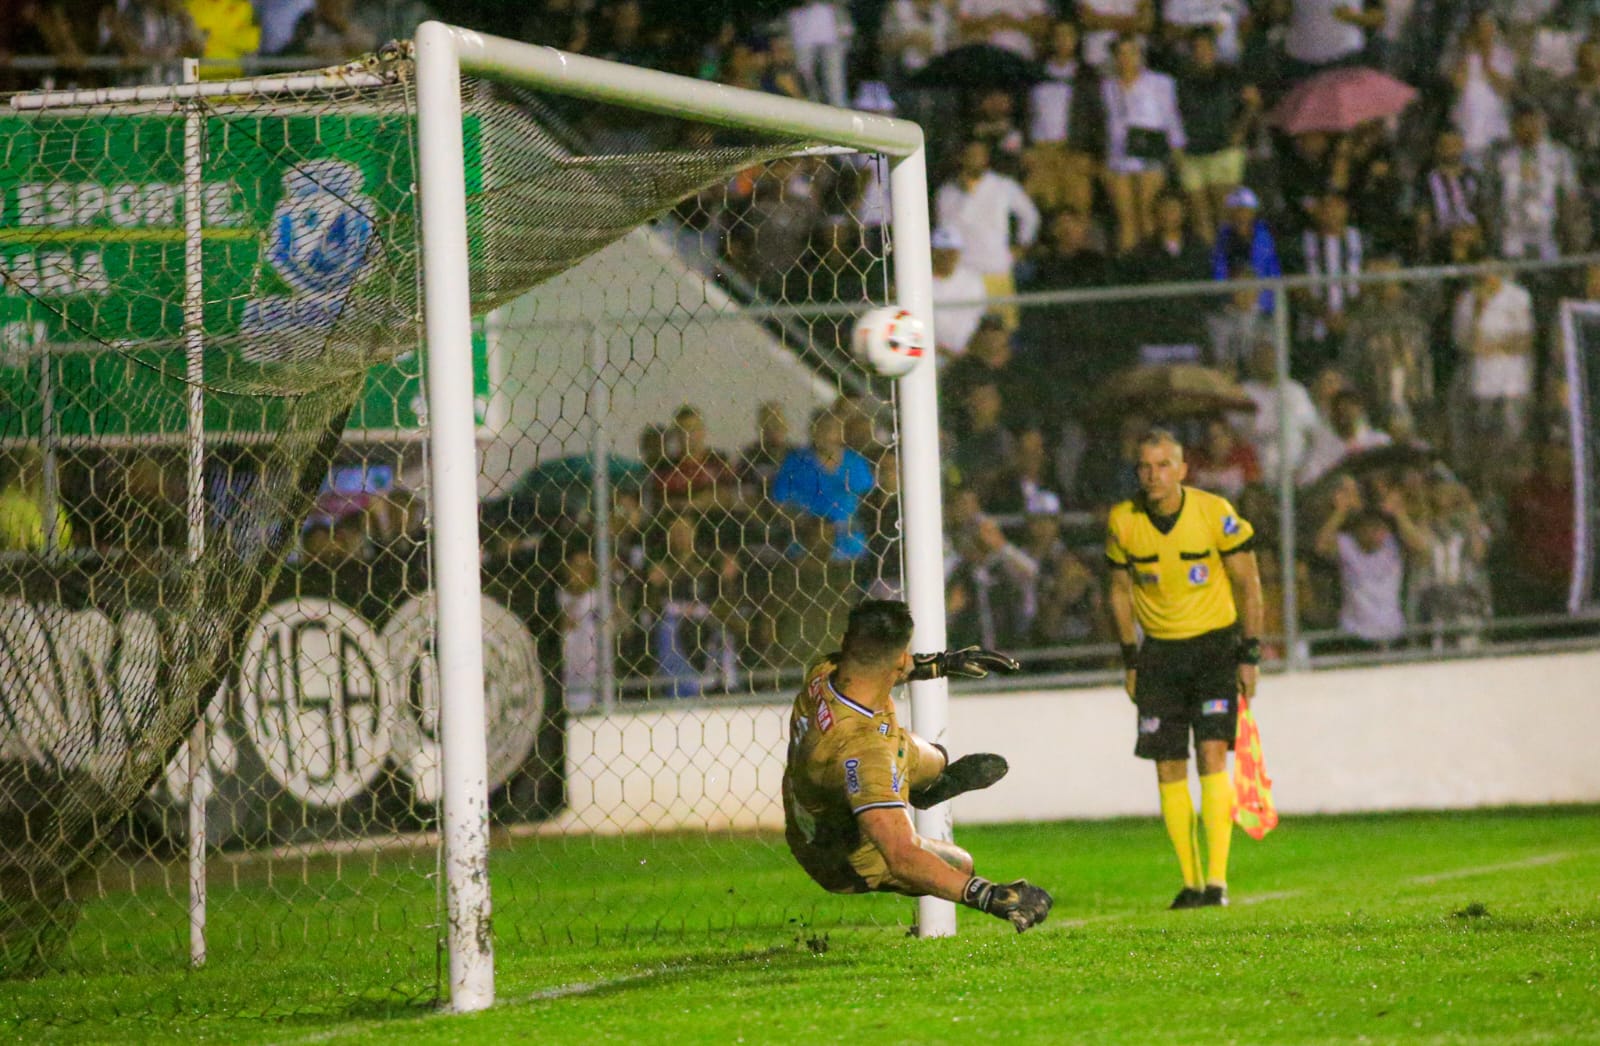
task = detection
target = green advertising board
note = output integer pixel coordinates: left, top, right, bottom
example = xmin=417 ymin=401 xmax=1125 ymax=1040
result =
xmin=0 ymin=109 xmax=489 ymax=443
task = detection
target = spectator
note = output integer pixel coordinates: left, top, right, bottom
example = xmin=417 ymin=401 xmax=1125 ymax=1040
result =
xmin=726 ymin=159 xmax=822 ymax=300
xmin=737 ymin=401 xmax=795 ymax=504
xmin=1025 ymin=19 xmax=1105 ymax=215
xmin=1126 ymin=190 xmax=1211 ymax=284
xmin=1501 ymin=438 xmax=1575 ymax=614
xmin=1075 ymin=411 xmax=1147 ymax=507
xmin=880 ymin=0 xmax=956 ymax=80
xmin=1329 ymin=388 xmax=1394 ymax=454
xmin=1232 ymin=337 xmax=1344 ymax=486
xmin=771 ymin=409 xmax=874 ymax=561
xmin=861 ymin=447 xmax=904 ymax=599
xmin=1077 ymin=0 xmax=1154 ymax=70
xmin=1205 ymin=263 xmax=1273 ymax=377
xmin=652 ymin=404 xmax=739 ymax=513
xmin=761 ymin=32 xmax=809 ymax=100
xmin=1337 ymin=254 xmax=1434 ymax=437
xmin=786 ymin=1 xmax=852 ymax=106
xmin=278 ymin=0 xmax=374 ymax=61
xmin=1173 ymin=28 xmax=1260 ymax=243
xmin=1490 ymin=101 xmax=1583 ymax=262
xmin=942 ymin=312 xmax=1036 ymax=430
xmin=1159 ymin=0 xmax=1248 ymax=65
xmin=1283 ymin=0 xmax=1383 ymax=78
xmin=952 ymin=381 xmax=1018 ymax=505
xmin=934 ymin=140 xmax=1040 ymax=327
xmin=1452 ymin=263 xmax=1535 ymax=456
xmin=957 ymin=0 xmax=1051 ymax=59
xmin=1290 ymin=191 xmax=1367 ymax=376
xmin=1444 ymin=8 xmax=1516 ymax=167
xmin=988 ymin=427 xmax=1064 ymax=515
xmin=1333 ymin=121 xmax=1405 ymax=252
xmin=1026 ymin=208 xmax=1114 ymax=290
xmin=1124 ymin=192 xmax=1210 ymax=361
xmin=1019 ymin=512 xmax=1105 ymax=644
xmin=1314 ymin=475 xmax=1433 ymax=650
xmin=0 ymin=449 xmax=70 ymax=553
xmin=102 ymin=0 xmax=201 ymax=83
xmin=1409 ymin=475 xmax=1491 ymax=648
xmin=1210 ymin=186 xmax=1281 ymax=313
xmin=1101 ymin=34 xmax=1186 ymax=255
xmin=947 ymin=515 xmax=1040 ymax=649
xmin=1415 ymin=129 xmax=1486 ymax=257
xmin=970 ymin=86 xmax=1028 ymax=179
xmin=761 ymin=512 xmax=858 ymax=666
xmin=1549 ymin=37 xmax=1600 ymax=240
xmin=557 ymin=539 xmax=605 ymax=713
xmin=1279 ymin=129 xmax=1339 ymax=220
xmin=1186 ymin=415 xmax=1261 ymax=499
xmin=644 ymin=513 xmax=739 ymax=698
xmin=930 ymin=225 xmax=989 ymax=358
xmin=594 ymin=0 xmax=662 ymax=67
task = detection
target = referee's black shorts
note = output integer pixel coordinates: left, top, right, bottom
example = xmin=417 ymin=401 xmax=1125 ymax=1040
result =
xmin=1133 ymin=625 xmax=1240 ymax=761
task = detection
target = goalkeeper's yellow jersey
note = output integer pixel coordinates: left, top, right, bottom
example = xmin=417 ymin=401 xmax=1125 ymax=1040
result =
xmin=1105 ymin=486 xmax=1255 ymax=640
xmin=782 ymin=660 xmax=911 ymax=852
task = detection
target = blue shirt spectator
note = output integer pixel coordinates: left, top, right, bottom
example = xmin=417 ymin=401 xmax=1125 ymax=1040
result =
xmin=1211 ymin=186 xmax=1281 ymax=312
xmin=772 ymin=410 xmax=873 ymax=561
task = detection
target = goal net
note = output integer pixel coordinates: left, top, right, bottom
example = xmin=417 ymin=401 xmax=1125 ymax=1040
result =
xmin=2 ymin=27 xmax=945 ymax=1020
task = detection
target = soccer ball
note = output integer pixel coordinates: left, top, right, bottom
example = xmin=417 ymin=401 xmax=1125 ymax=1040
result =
xmin=851 ymin=306 xmax=928 ymax=379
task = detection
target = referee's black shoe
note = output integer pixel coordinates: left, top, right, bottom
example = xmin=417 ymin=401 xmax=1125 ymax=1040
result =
xmin=1169 ymin=888 xmax=1206 ymax=910
xmin=910 ymin=753 xmax=1009 ymax=809
xmin=1201 ymin=885 xmax=1229 ymax=908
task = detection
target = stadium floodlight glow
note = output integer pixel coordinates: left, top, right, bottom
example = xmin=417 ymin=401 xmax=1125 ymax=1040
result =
xmin=412 ymin=21 xmax=950 ymax=1011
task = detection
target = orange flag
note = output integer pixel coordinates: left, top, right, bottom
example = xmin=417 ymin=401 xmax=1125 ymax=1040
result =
xmin=1233 ymin=693 xmax=1278 ymax=840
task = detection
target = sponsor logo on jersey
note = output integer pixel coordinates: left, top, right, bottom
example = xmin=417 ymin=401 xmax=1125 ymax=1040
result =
xmin=1139 ymin=716 xmax=1162 ymax=735
xmin=1223 ymin=514 xmax=1241 ymax=536
xmin=816 ymin=699 xmax=834 ymax=733
xmin=1188 ymin=563 xmax=1210 ymax=585
xmin=844 ymin=758 xmax=861 ymax=795
xmin=1202 ymin=698 xmax=1231 ymax=716
xmin=891 ymin=766 xmax=902 ymax=794
xmin=878 ymin=722 xmax=890 ymax=736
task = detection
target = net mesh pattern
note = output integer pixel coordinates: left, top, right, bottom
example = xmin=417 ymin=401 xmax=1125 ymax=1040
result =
xmin=1 ymin=47 xmax=837 ymax=1007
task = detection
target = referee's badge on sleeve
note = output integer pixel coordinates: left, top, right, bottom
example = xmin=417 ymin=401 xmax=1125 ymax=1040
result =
xmin=1222 ymin=514 xmax=1240 ymax=536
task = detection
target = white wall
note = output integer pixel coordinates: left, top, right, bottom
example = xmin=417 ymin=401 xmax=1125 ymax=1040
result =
xmin=547 ymin=649 xmax=1600 ymax=835
xmin=478 ymin=227 xmax=838 ymax=497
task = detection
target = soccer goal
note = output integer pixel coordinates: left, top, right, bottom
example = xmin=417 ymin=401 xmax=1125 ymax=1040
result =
xmin=0 ymin=23 xmax=951 ymax=1019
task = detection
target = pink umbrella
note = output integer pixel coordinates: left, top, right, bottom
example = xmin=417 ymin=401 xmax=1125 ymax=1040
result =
xmin=1268 ymin=67 xmax=1418 ymax=134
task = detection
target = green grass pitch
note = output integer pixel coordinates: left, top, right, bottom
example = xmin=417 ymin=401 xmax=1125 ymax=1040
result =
xmin=6 ymin=806 xmax=1597 ymax=1044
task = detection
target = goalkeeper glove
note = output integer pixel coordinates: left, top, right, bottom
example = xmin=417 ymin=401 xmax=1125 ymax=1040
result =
xmin=961 ymin=876 xmax=1053 ymax=933
xmin=908 ymin=646 xmax=1021 ymax=681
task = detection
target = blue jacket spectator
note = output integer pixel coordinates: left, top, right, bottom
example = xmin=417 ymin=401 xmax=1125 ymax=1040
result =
xmin=1211 ymin=186 xmax=1281 ymax=313
xmin=772 ymin=410 xmax=873 ymax=561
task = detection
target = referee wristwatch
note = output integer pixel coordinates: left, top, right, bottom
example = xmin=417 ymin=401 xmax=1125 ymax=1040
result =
xmin=1235 ymin=636 xmax=1262 ymax=666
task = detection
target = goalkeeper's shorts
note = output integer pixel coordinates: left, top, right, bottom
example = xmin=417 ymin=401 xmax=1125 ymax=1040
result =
xmin=1132 ymin=626 xmax=1240 ymax=761
xmin=787 ymin=827 xmax=895 ymax=895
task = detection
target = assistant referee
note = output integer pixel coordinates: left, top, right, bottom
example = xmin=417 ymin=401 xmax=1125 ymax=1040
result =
xmin=1105 ymin=428 xmax=1264 ymax=910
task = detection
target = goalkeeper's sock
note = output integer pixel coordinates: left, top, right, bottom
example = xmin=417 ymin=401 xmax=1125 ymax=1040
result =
xmin=1159 ymin=778 xmax=1203 ymax=890
xmin=1199 ymin=771 xmax=1233 ymax=888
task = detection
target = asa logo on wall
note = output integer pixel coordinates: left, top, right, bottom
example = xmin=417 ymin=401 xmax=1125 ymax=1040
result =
xmin=0 ymin=591 xmax=542 ymax=845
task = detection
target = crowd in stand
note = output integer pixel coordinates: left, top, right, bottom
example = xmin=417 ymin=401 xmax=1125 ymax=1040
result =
xmin=3 ymin=0 xmax=1594 ymax=697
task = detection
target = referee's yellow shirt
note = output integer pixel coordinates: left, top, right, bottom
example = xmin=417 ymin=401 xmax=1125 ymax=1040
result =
xmin=1106 ymin=487 xmax=1254 ymax=640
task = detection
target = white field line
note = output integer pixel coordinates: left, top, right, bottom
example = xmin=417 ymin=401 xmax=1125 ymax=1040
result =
xmin=1407 ymin=851 xmax=1574 ymax=885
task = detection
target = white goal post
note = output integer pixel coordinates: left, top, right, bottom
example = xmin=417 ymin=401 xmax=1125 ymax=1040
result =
xmin=411 ymin=21 xmax=953 ymax=1013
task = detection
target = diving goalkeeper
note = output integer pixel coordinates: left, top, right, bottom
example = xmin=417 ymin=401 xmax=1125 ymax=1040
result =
xmin=782 ymin=599 xmax=1053 ymax=932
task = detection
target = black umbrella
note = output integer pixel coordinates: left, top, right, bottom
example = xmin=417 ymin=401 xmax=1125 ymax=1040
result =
xmin=906 ymin=44 xmax=1046 ymax=90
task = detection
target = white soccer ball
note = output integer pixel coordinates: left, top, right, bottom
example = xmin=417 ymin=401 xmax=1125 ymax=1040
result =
xmin=851 ymin=306 xmax=928 ymax=379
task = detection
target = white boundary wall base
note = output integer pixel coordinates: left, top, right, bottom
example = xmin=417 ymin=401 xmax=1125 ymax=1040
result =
xmin=552 ymin=650 xmax=1600 ymax=836
xmin=411 ymin=20 xmax=949 ymax=1009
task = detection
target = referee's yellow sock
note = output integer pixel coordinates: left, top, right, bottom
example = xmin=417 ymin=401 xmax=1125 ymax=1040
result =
xmin=1158 ymin=778 xmax=1203 ymax=890
xmin=1199 ymin=771 xmax=1233 ymax=887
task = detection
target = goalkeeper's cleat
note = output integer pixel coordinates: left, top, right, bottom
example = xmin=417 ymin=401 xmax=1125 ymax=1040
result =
xmin=1169 ymin=887 xmax=1206 ymax=910
xmin=1201 ymin=885 xmax=1229 ymax=908
xmin=910 ymin=753 xmax=1009 ymax=809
